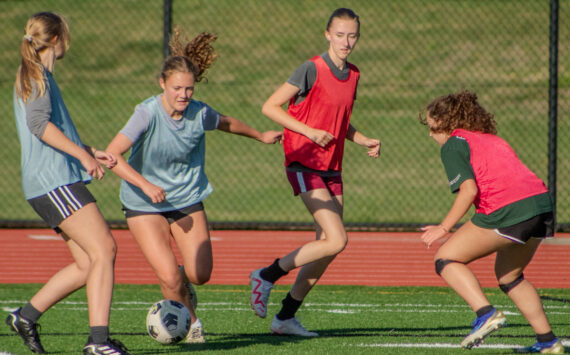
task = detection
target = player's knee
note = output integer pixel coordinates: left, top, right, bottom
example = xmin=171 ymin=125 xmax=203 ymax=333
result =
xmin=499 ymin=273 xmax=524 ymax=294
xmin=435 ymin=259 xmax=460 ymax=276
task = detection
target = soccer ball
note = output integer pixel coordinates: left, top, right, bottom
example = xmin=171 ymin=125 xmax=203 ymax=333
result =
xmin=146 ymin=299 xmax=191 ymax=344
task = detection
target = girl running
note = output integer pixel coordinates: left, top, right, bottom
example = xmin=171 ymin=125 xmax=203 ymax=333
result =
xmin=7 ymin=12 xmax=130 ymax=355
xmin=249 ymin=8 xmax=381 ymax=336
xmin=105 ymin=28 xmax=282 ymax=343
xmin=419 ymin=90 xmax=562 ymax=353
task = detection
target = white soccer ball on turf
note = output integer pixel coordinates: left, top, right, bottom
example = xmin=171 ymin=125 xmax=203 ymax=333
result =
xmin=146 ymin=299 xmax=191 ymax=344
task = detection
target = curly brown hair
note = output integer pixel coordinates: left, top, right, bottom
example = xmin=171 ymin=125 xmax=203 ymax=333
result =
xmin=419 ymin=90 xmax=497 ymax=134
xmin=161 ymin=27 xmax=217 ymax=83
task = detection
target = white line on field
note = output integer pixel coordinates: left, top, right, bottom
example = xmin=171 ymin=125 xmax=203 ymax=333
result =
xmin=356 ymin=342 xmax=523 ymax=349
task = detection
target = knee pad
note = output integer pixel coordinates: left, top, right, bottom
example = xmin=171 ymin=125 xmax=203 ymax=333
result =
xmin=499 ymin=273 xmax=525 ymax=294
xmin=435 ymin=259 xmax=460 ymax=276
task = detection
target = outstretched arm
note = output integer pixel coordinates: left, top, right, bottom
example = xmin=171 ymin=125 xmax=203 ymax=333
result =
xmin=420 ymin=179 xmax=478 ymax=247
xmin=346 ymin=124 xmax=381 ymax=158
xmin=261 ymin=82 xmax=333 ymax=147
xmin=217 ymin=114 xmax=282 ymax=144
xmin=105 ymin=133 xmax=166 ymax=203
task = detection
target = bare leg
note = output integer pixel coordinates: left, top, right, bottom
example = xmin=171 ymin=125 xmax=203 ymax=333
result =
xmin=287 ymin=192 xmax=345 ymax=301
xmin=495 ymin=238 xmax=552 ymax=334
xmin=55 ymin=202 xmax=117 ymax=326
xmin=435 ymin=221 xmax=511 ymax=311
xmin=278 ymin=190 xmax=346 ymax=272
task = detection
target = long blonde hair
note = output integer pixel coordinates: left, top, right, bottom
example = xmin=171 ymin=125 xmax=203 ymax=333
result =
xmin=15 ymin=12 xmax=70 ymax=102
xmin=161 ymin=27 xmax=217 ymax=83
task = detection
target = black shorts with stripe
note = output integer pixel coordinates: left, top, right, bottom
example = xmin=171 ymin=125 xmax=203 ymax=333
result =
xmin=27 ymin=182 xmax=96 ymax=233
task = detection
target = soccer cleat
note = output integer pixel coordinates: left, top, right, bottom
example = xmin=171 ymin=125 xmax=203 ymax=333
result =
xmin=5 ymin=307 xmax=46 ymax=353
xmin=250 ymin=268 xmax=273 ymax=318
xmin=270 ymin=316 xmax=318 ymax=337
xmin=83 ymin=338 xmax=131 ymax=355
xmin=179 ymin=265 xmax=198 ymax=310
xmin=516 ymin=339 xmax=564 ymax=353
xmin=460 ymin=308 xmax=506 ymax=349
xmin=184 ymin=318 xmax=205 ymax=343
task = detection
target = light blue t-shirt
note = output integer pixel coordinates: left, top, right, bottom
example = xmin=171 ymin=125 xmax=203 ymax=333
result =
xmin=14 ymin=70 xmax=91 ymax=199
xmin=119 ymin=95 xmax=220 ymax=212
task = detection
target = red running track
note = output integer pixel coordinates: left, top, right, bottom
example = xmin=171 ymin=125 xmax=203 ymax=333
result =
xmin=1 ymin=229 xmax=569 ymax=288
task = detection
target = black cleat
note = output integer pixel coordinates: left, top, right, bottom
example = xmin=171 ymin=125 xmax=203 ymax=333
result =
xmin=83 ymin=338 xmax=131 ymax=355
xmin=5 ymin=307 xmax=46 ymax=353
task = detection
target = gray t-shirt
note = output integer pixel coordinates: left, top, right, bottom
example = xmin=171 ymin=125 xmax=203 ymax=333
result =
xmin=24 ymin=83 xmax=51 ymax=139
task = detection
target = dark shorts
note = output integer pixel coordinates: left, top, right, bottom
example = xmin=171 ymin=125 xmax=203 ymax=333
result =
xmin=123 ymin=202 xmax=204 ymax=224
xmin=286 ymin=170 xmax=343 ymax=196
xmin=495 ymin=212 xmax=554 ymax=244
xmin=27 ymin=182 xmax=96 ymax=233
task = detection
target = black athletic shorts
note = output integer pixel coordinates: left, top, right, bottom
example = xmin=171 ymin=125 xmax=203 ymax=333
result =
xmin=123 ymin=201 xmax=204 ymax=224
xmin=495 ymin=212 xmax=554 ymax=244
xmin=27 ymin=182 xmax=96 ymax=233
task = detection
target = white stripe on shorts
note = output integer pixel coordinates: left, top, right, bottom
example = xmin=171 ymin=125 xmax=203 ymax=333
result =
xmin=59 ymin=185 xmax=82 ymax=211
xmin=47 ymin=190 xmax=71 ymax=219
xmin=494 ymin=228 xmax=525 ymax=244
xmin=296 ymin=172 xmax=307 ymax=193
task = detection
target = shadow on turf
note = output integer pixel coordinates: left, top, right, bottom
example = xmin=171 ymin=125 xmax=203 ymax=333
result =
xmin=6 ymin=323 xmax=568 ymax=353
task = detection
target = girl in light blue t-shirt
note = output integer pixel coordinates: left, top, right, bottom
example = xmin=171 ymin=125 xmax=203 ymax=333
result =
xmin=105 ymin=28 xmax=282 ymax=343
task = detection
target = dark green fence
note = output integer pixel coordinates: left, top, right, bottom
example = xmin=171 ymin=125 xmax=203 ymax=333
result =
xmin=1 ymin=0 xmax=568 ymax=231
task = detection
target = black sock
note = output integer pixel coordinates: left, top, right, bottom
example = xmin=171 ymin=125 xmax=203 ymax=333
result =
xmin=20 ymin=302 xmax=42 ymax=323
xmin=475 ymin=305 xmax=494 ymax=318
xmin=536 ymin=331 xmax=556 ymax=343
xmin=260 ymin=258 xmax=288 ymax=283
xmin=90 ymin=326 xmax=110 ymax=344
xmin=276 ymin=292 xmax=303 ymax=321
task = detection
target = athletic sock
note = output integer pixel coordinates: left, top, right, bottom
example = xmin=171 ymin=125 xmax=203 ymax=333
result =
xmin=536 ymin=331 xmax=556 ymax=343
xmin=475 ymin=305 xmax=494 ymax=318
xmin=276 ymin=292 xmax=303 ymax=321
xmin=20 ymin=302 xmax=42 ymax=323
xmin=90 ymin=326 xmax=110 ymax=344
xmin=260 ymin=258 xmax=288 ymax=283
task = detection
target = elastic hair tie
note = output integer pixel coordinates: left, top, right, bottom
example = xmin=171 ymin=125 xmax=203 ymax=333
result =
xmin=23 ymin=34 xmax=33 ymax=43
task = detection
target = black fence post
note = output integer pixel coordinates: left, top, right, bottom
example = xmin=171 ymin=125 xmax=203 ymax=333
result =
xmin=163 ymin=0 xmax=172 ymax=60
xmin=548 ymin=0 xmax=559 ymax=230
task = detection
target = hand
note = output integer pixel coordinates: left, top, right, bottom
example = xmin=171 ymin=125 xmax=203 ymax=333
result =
xmin=94 ymin=150 xmax=117 ymax=169
xmin=307 ymin=128 xmax=334 ymax=147
xmin=142 ymin=182 xmax=166 ymax=203
xmin=80 ymin=155 xmax=105 ymax=180
xmin=259 ymin=130 xmax=283 ymax=144
xmin=364 ymin=139 xmax=381 ymax=158
xmin=420 ymin=225 xmax=449 ymax=249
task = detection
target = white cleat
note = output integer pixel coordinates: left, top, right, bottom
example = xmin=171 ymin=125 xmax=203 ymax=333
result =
xmin=184 ymin=318 xmax=205 ymax=343
xmin=250 ymin=268 xmax=273 ymax=318
xmin=270 ymin=316 xmax=318 ymax=337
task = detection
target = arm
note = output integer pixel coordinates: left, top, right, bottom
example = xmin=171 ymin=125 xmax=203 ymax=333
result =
xmin=217 ymin=114 xmax=282 ymax=144
xmin=420 ymin=178 xmax=478 ymax=247
xmin=41 ymin=122 xmax=106 ymax=180
xmin=261 ymin=82 xmax=333 ymax=147
xmin=105 ymin=133 xmax=166 ymax=203
xmin=346 ymin=124 xmax=381 ymax=158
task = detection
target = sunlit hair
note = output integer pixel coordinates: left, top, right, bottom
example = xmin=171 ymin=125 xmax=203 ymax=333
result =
xmin=419 ymin=90 xmax=497 ymax=134
xmin=15 ymin=12 xmax=70 ymax=102
xmin=327 ymin=8 xmax=360 ymax=35
xmin=161 ymin=27 xmax=217 ymax=83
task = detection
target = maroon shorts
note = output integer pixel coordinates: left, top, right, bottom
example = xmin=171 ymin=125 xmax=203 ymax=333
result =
xmin=286 ymin=170 xmax=343 ymax=196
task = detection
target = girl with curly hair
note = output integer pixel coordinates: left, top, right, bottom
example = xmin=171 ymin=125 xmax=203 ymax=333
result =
xmin=419 ymin=90 xmax=562 ymax=353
